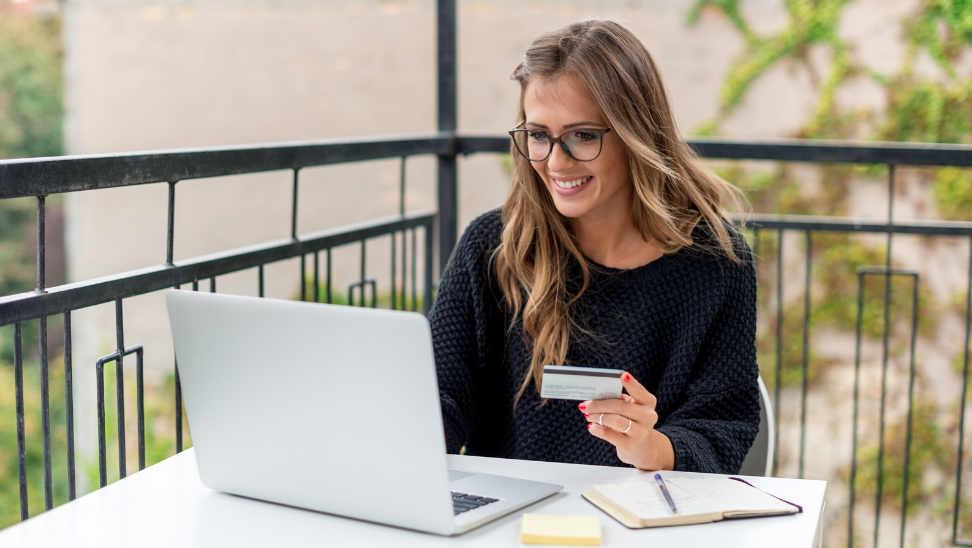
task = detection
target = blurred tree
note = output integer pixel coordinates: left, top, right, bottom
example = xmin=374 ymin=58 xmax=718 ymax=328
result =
xmin=0 ymin=11 xmax=65 ymax=527
xmin=0 ymin=12 xmax=63 ymax=160
xmin=0 ymin=12 xmax=63 ymax=362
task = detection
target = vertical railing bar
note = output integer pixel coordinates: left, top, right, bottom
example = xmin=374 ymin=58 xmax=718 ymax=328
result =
xmin=64 ymin=311 xmax=76 ymax=500
xmin=174 ymin=284 xmax=182 ymax=454
xmin=166 ymin=181 xmax=177 ymax=266
xmin=391 ymin=232 xmax=397 ymax=310
xmin=36 ymin=195 xmax=46 ymax=293
xmin=848 ymin=270 xmax=866 ymax=548
xmin=799 ymin=230 xmax=811 ymax=480
xmin=114 ymin=299 xmax=127 ymax=480
xmin=899 ymin=274 xmax=919 ymax=548
xmin=436 ymin=0 xmax=458 ymax=275
xmin=411 ymin=228 xmax=418 ymax=312
xmin=258 ymin=265 xmax=265 ymax=298
xmin=96 ymin=355 xmax=107 ymax=488
xmin=209 ymin=277 xmax=216 ymax=293
xmin=314 ymin=251 xmax=320 ymax=303
xmin=424 ymin=225 xmax=434 ymax=316
xmin=954 ymin=235 xmax=972 ymax=544
xmin=752 ymin=228 xmax=760 ymax=266
xmin=136 ymin=347 xmax=145 ymax=471
xmin=40 ymin=315 xmax=52 ymax=510
xmin=192 ymin=279 xmax=198 ymax=291
xmin=773 ymin=228 xmax=783 ymax=476
xmin=360 ymin=240 xmax=367 ymax=307
xmin=874 ymin=165 xmax=896 ymax=548
xmin=326 ymin=248 xmax=332 ymax=304
xmin=401 ymin=229 xmax=408 ymax=311
xmin=400 ymin=155 xmax=406 ymax=217
xmin=300 ymin=254 xmax=307 ymax=301
xmin=291 ymin=167 xmax=300 ymax=240
xmin=175 ymin=357 xmax=183 ymax=454
xmin=37 ymin=194 xmax=53 ymax=509
xmin=14 ymin=323 xmax=28 ymax=520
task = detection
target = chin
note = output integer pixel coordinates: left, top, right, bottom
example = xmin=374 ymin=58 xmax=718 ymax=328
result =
xmin=550 ymin=196 xmax=591 ymax=219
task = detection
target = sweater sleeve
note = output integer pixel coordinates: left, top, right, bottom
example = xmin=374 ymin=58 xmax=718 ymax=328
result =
xmin=656 ymin=245 xmax=761 ymax=474
xmin=427 ymin=212 xmax=501 ymax=454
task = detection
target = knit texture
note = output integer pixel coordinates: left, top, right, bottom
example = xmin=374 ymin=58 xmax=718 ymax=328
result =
xmin=429 ymin=209 xmax=760 ymax=474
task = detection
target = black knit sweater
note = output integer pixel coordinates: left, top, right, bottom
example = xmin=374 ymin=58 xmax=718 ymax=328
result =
xmin=428 ymin=209 xmax=760 ymax=474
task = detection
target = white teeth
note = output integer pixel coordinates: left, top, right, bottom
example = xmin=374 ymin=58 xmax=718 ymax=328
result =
xmin=553 ymin=176 xmax=591 ymax=189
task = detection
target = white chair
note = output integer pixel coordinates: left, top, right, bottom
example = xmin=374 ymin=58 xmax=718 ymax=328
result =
xmin=738 ymin=374 xmax=776 ymax=477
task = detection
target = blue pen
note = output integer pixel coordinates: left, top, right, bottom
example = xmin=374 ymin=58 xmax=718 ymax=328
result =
xmin=654 ymin=473 xmax=678 ymax=514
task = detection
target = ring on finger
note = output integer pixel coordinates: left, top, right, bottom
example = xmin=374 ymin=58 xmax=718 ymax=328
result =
xmin=620 ymin=418 xmax=632 ymax=434
xmin=599 ymin=414 xmax=604 ymax=426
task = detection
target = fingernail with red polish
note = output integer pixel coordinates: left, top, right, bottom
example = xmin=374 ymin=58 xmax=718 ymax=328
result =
xmin=584 ymin=413 xmax=589 ymax=418
xmin=578 ymin=402 xmax=587 ymax=410
xmin=622 ymin=372 xmax=631 ymax=382
xmin=587 ymin=423 xmax=592 ymax=429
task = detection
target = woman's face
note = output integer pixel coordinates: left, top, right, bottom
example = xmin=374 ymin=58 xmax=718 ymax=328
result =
xmin=522 ymin=75 xmax=632 ymax=223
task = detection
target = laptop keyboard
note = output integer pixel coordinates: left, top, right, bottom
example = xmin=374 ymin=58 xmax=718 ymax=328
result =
xmin=452 ymin=492 xmax=499 ymax=515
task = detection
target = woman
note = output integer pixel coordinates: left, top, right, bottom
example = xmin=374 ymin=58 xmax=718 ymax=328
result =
xmin=428 ymin=20 xmax=759 ymax=474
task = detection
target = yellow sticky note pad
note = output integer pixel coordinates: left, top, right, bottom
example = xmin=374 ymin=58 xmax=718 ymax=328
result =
xmin=521 ymin=513 xmax=601 ymax=546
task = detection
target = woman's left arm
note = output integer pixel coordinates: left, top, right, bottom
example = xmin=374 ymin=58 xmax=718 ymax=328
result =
xmin=583 ymin=245 xmax=760 ymax=473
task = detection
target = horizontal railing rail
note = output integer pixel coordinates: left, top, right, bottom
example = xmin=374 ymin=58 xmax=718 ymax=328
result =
xmin=0 ymin=133 xmax=453 ymax=199
xmin=5 ymin=134 xmax=972 ymax=199
xmin=458 ymin=134 xmax=972 ymax=166
xmin=0 ymin=211 xmax=435 ymax=326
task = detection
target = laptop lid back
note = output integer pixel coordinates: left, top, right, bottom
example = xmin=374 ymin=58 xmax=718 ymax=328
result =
xmin=166 ymin=290 xmax=455 ymax=535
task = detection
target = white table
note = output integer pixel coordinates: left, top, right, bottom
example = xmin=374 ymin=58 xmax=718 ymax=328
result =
xmin=0 ymin=449 xmax=826 ymax=547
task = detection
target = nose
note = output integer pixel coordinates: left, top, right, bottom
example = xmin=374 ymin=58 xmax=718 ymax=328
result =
xmin=546 ymin=142 xmax=575 ymax=172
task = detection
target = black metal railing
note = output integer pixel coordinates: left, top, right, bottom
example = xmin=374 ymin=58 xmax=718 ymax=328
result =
xmin=0 ymin=135 xmax=440 ymax=517
xmin=466 ymin=135 xmax=972 ymax=548
xmin=2 ymin=134 xmax=972 ymax=548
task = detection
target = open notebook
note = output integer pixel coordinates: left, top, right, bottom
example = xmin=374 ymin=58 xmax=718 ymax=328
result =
xmin=582 ymin=476 xmax=802 ymax=528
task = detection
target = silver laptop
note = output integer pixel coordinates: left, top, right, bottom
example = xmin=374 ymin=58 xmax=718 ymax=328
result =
xmin=166 ymin=290 xmax=562 ymax=536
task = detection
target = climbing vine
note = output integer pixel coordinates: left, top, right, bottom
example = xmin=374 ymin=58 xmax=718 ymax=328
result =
xmin=690 ymin=2 xmax=972 ymax=543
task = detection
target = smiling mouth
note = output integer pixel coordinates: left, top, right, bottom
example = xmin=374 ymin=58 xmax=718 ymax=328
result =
xmin=553 ymin=176 xmax=592 ymax=189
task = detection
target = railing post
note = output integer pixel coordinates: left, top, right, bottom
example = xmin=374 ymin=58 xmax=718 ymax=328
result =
xmin=436 ymin=0 xmax=457 ymax=276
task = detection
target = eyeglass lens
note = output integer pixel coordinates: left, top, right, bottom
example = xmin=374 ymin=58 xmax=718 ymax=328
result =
xmin=512 ymin=130 xmax=604 ymax=161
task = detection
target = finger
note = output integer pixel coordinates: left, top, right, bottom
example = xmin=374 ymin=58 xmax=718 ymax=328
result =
xmin=584 ymin=398 xmax=637 ymax=416
xmin=620 ymin=371 xmax=657 ymax=408
xmin=585 ymin=400 xmax=658 ymax=431
xmin=588 ymin=422 xmax=637 ymax=450
xmin=586 ymin=412 xmax=641 ymax=434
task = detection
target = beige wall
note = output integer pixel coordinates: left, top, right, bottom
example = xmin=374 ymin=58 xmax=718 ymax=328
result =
xmin=64 ymin=0 xmax=911 ymax=490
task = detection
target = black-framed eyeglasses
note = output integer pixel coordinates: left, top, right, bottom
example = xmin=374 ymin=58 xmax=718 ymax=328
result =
xmin=509 ymin=123 xmax=612 ymax=162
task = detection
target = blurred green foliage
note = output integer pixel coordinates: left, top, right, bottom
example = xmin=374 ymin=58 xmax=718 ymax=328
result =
xmin=0 ymin=13 xmax=62 ymax=160
xmin=853 ymin=400 xmax=952 ymax=514
xmin=0 ymin=346 xmax=67 ymax=529
xmin=0 ymin=344 xmax=190 ymax=528
xmin=81 ymin=368 xmax=192 ymax=492
xmin=0 ymin=13 xmax=64 ymax=362
xmin=693 ymin=1 xmax=972 ymax=541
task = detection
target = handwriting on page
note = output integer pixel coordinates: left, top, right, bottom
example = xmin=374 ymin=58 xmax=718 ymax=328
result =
xmin=667 ymin=478 xmax=794 ymax=514
xmin=592 ymin=481 xmax=719 ymax=519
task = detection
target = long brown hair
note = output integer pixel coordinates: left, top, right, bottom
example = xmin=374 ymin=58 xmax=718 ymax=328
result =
xmin=494 ymin=20 xmax=745 ymax=407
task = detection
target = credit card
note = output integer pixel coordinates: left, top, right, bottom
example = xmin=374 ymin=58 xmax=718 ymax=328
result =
xmin=540 ymin=365 xmax=624 ymax=401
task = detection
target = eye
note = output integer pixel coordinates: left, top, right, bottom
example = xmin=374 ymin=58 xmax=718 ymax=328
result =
xmin=528 ymin=131 xmax=549 ymax=142
xmin=572 ymin=131 xmax=598 ymax=142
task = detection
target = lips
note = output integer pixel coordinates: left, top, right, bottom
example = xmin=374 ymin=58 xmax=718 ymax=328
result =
xmin=550 ymin=175 xmax=593 ymax=196
xmin=553 ymin=176 xmax=592 ymax=189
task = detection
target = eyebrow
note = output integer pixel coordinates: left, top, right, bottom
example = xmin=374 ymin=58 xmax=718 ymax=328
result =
xmin=525 ymin=121 xmax=605 ymax=130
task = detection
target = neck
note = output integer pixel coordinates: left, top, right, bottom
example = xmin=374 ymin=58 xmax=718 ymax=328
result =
xmin=572 ymin=206 xmax=662 ymax=270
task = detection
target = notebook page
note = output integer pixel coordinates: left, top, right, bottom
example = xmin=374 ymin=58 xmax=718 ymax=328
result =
xmin=591 ymin=481 xmax=721 ymax=520
xmin=666 ymin=477 xmax=796 ymax=515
